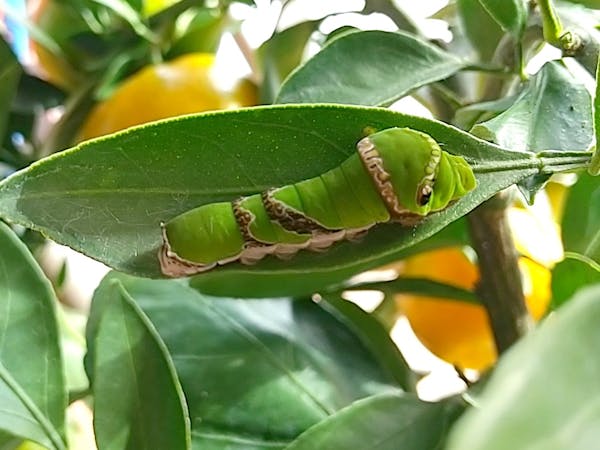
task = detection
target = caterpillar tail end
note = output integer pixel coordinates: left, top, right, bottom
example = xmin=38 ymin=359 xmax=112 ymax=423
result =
xmin=159 ymin=223 xmax=216 ymax=277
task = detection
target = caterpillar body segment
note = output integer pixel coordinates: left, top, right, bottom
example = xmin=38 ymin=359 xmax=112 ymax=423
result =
xmin=159 ymin=127 xmax=477 ymax=277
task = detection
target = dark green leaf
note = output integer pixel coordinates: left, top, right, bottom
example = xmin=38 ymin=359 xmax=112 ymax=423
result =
xmin=0 ymin=223 xmax=67 ymax=448
xmin=457 ymin=0 xmax=504 ymax=61
xmin=319 ymin=295 xmax=412 ymax=390
xmin=285 ymin=393 xmax=463 ymax=450
xmin=476 ymin=0 xmax=527 ymax=37
xmin=561 ymin=172 xmax=600 ymax=264
xmin=0 ymin=105 xmax=546 ymax=296
xmin=87 ymin=273 xmax=402 ymax=449
xmin=257 ymin=21 xmax=319 ymax=104
xmin=276 ymin=31 xmax=466 ymax=106
xmin=92 ymin=279 xmax=191 ymax=450
xmin=0 ymin=39 xmax=22 ymax=143
xmin=472 ymin=61 xmax=593 ymax=153
xmin=447 ymin=284 xmax=600 ymax=450
xmin=551 ymin=254 xmax=600 ymax=309
xmin=12 ymin=75 xmax=65 ymax=114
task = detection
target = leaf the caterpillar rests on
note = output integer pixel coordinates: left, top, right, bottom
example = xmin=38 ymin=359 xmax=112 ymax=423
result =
xmin=159 ymin=127 xmax=477 ymax=277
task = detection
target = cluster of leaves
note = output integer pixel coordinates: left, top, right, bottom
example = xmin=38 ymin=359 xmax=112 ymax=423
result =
xmin=1 ymin=0 xmax=600 ymax=449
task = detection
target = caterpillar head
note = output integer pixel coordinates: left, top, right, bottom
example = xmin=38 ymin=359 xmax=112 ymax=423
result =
xmin=361 ymin=127 xmax=476 ymax=217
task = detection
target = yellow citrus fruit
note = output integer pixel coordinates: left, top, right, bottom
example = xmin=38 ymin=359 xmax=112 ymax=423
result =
xmin=395 ymin=247 xmax=552 ymax=371
xmin=29 ymin=0 xmax=85 ymax=90
xmin=394 ymin=205 xmax=560 ymax=371
xmin=78 ymin=53 xmax=257 ymax=141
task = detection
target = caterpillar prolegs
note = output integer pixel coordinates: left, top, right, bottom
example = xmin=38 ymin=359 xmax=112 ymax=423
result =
xmin=159 ymin=127 xmax=477 ymax=277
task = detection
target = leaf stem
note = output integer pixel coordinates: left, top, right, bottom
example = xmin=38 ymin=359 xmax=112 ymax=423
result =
xmin=461 ymin=63 xmax=514 ymax=75
xmin=537 ymin=0 xmax=563 ymax=46
xmin=470 ymin=152 xmax=592 ymax=174
xmin=536 ymin=0 xmax=582 ymax=55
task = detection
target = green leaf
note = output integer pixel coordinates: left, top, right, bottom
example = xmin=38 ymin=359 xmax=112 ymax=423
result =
xmin=0 ymin=39 xmax=22 ymax=143
xmin=284 ymin=393 xmax=463 ymax=450
xmin=276 ymin=31 xmax=466 ymax=106
xmin=0 ymin=366 xmax=61 ymax=450
xmin=457 ymin=0 xmax=504 ymax=61
xmin=0 ymin=104 xmax=551 ymax=296
xmin=551 ymin=254 xmax=600 ymax=309
xmin=345 ymin=277 xmax=479 ymax=305
xmin=87 ymin=273 xmax=402 ymax=449
xmin=319 ymin=295 xmax=412 ymax=390
xmin=590 ymin=52 xmax=600 ymax=175
xmin=471 ymin=61 xmax=593 ymax=200
xmin=0 ymin=222 xmax=67 ymax=448
xmin=92 ymin=279 xmax=191 ymax=450
xmin=89 ymin=0 xmax=157 ymax=42
xmin=446 ymin=284 xmax=600 ymax=450
xmin=476 ymin=0 xmax=528 ymax=37
xmin=454 ymin=96 xmax=518 ymax=132
xmin=257 ymin=21 xmax=319 ymax=104
xmin=167 ymin=8 xmax=226 ymax=57
xmin=561 ymin=172 xmax=600 ymax=265
xmin=362 ymin=0 xmax=418 ymax=33
xmin=472 ymin=61 xmax=593 ymax=153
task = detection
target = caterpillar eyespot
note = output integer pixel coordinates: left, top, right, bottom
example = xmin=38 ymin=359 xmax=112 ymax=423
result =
xmin=159 ymin=127 xmax=477 ymax=277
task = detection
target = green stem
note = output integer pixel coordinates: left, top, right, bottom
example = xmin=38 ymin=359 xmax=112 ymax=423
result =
xmin=516 ymin=43 xmax=528 ymax=81
xmin=536 ymin=0 xmax=583 ymax=55
xmin=537 ymin=0 xmax=563 ymax=46
xmin=589 ymin=146 xmax=600 ymax=176
xmin=462 ymin=63 xmax=514 ymax=75
xmin=470 ymin=152 xmax=592 ymax=174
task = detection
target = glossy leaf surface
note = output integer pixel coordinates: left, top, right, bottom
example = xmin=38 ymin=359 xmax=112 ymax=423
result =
xmin=87 ymin=273 xmax=402 ymax=449
xmin=92 ymin=280 xmax=191 ymax=450
xmin=276 ymin=31 xmax=466 ymax=106
xmin=285 ymin=393 xmax=462 ymax=450
xmin=472 ymin=61 xmax=593 ymax=153
xmin=0 ymin=104 xmax=551 ymax=296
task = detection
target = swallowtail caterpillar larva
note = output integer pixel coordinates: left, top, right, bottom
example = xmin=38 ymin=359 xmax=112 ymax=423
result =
xmin=159 ymin=127 xmax=477 ymax=277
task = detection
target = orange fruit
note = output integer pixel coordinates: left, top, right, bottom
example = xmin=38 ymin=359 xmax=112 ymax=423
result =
xmin=78 ymin=53 xmax=257 ymax=141
xmin=29 ymin=0 xmax=86 ymax=90
xmin=394 ymin=206 xmax=560 ymax=371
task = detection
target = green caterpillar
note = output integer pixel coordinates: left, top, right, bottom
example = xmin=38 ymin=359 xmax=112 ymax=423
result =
xmin=159 ymin=127 xmax=477 ymax=277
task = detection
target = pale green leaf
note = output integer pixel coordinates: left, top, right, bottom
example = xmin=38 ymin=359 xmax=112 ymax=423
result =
xmin=447 ymin=284 xmax=600 ymax=450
